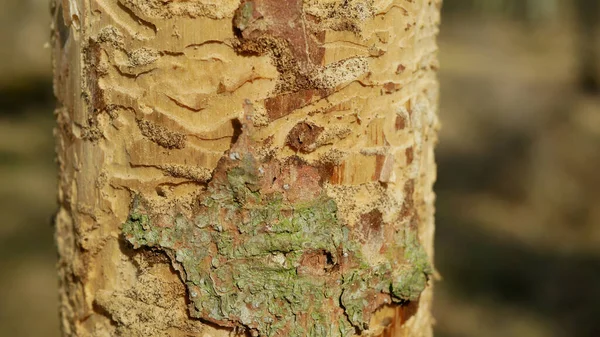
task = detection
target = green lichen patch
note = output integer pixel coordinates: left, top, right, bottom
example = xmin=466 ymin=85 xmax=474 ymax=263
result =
xmin=123 ymin=152 xmax=432 ymax=336
xmin=233 ymin=1 xmax=256 ymax=32
xmin=391 ymin=229 xmax=434 ymax=301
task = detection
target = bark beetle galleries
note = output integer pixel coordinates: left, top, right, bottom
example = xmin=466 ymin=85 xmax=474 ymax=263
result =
xmin=53 ymin=0 xmax=440 ymax=335
xmin=233 ymin=0 xmax=325 ymax=67
xmin=123 ymin=117 xmax=433 ymax=336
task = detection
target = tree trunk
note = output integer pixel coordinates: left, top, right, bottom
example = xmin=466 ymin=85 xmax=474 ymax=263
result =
xmin=52 ymin=0 xmax=440 ymax=336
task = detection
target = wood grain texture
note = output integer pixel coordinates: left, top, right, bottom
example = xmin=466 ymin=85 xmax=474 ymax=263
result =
xmin=52 ymin=0 xmax=440 ymax=336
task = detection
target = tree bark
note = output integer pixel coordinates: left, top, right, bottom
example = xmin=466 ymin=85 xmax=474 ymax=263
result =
xmin=52 ymin=0 xmax=440 ymax=336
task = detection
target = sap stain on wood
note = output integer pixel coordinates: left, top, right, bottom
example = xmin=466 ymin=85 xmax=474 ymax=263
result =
xmin=358 ymin=209 xmax=383 ymax=243
xmin=377 ymin=301 xmax=420 ymax=337
xmin=233 ymin=0 xmax=329 ymax=120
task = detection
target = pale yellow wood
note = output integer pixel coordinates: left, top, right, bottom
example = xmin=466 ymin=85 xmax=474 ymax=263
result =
xmin=52 ymin=0 xmax=440 ymax=336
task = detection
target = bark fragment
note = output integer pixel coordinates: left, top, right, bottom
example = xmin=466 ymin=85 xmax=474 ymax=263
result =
xmin=123 ymin=119 xmax=432 ymax=336
xmin=286 ymin=121 xmax=325 ymax=153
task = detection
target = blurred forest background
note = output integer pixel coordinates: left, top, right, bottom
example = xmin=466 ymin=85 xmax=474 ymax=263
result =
xmin=1 ymin=1 xmax=599 ymax=336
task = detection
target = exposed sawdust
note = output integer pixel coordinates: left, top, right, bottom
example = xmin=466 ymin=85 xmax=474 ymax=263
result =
xmin=324 ymin=182 xmax=400 ymax=227
xmin=127 ymin=48 xmax=160 ymax=67
xmin=120 ymin=0 xmax=240 ymax=19
xmin=360 ymin=147 xmax=388 ymax=156
xmin=315 ymin=125 xmax=353 ymax=148
xmin=78 ymin=116 xmax=104 ymax=140
xmin=234 ymin=35 xmax=310 ymax=93
xmin=158 ymin=164 xmax=212 ymax=182
xmin=96 ymin=25 xmax=124 ymax=48
xmin=128 ymin=188 xmax=202 ymax=226
xmin=248 ymin=102 xmax=270 ymax=127
xmin=304 ymin=0 xmax=376 ymax=33
xmin=313 ymin=57 xmax=370 ymax=89
xmin=235 ymin=36 xmax=367 ymax=92
xmin=304 ymin=0 xmax=375 ymax=19
xmin=318 ymin=148 xmax=346 ymax=165
xmin=136 ymin=119 xmax=187 ymax=149
xmin=94 ymin=270 xmax=206 ymax=336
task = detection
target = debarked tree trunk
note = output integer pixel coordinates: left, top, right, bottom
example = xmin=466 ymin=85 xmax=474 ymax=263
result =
xmin=52 ymin=0 xmax=441 ymax=336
